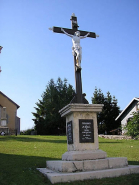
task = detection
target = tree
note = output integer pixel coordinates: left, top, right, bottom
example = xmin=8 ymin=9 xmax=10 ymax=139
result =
xmin=92 ymin=88 xmax=121 ymax=134
xmin=92 ymin=88 xmax=105 ymax=133
xmin=124 ymin=112 xmax=139 ymax=138
xmin=32 ymin=78 xmax=75 ymax=135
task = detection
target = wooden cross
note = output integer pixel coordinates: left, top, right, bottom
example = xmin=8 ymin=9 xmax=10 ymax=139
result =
xmin=0 ymin=46 xmax=3 ymax=54
xmin=49 ymin=14 xmax=98 ymax=104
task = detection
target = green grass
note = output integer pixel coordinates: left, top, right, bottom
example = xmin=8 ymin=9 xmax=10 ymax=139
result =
xmin=0 ymin=135 xmax=139 ymax=185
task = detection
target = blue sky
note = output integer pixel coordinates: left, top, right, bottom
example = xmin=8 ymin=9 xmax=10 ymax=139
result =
xmin=0 ymin=0 xmax=139 ymax=130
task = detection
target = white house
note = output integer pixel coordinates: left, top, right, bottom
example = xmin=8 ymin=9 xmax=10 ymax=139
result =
xmin=116 ymin=97 xmax=139 ymax=134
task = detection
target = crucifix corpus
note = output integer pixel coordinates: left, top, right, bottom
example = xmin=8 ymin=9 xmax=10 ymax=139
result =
xmin=49 ymin=13 xmax=99 ymax=104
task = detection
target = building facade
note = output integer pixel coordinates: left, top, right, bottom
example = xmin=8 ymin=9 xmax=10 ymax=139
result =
xmin=0 ymin=91 xmax=20 ymax=135
xmin=116 ymin=98 xmax=139 ymax=135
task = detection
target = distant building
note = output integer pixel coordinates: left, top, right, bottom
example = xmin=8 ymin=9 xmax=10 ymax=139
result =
xmin=0 ymin=91 xmax=20 ymax=135
xmin=115 ymin=98 xmax=139 ymax=135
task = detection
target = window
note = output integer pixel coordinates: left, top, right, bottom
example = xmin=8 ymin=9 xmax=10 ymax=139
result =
xmin=6 ymin=114 xmax=9 ymax=124
xmin=1 ymin=120 xmax=7 ymax=126
xmin=136 ymin=103 xmax=139 ymax=111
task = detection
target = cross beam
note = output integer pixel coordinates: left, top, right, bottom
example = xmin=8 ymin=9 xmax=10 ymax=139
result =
xmin=52 ymin=26 xmax=97 ymax=38
xmin=49 ymin=14 xmax=98 ymax=104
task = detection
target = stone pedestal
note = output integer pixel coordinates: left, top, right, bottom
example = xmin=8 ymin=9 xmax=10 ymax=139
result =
xmin=59 ymin=104 xmax=107 ymax=161
xmin=59 ymin=104 xmax=103 ymax=152
xmin=37 ymin=104 xmax=139 ymax=184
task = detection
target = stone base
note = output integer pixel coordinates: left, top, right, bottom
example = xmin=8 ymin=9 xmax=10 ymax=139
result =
xmin=37 ymin=165 xmax=139 ymax=184
xmin=47 ymin=157 xmax=128 ymax=173
xmin=37 ymin=103 xmax=139 ymax=183
xmin=62 ymin=150 xmax=107 ymax=161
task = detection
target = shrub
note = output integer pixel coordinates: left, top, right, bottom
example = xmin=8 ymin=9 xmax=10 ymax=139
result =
xmin=124 ymin=112 xmax=139 ymax=138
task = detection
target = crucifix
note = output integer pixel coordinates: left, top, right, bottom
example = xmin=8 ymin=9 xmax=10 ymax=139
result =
xmin=49 ymin=13 xmax=99 ymax=104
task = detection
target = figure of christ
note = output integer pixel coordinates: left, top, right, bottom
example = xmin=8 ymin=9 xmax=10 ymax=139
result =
xmin=61 ymin=28 xmax=90 ymax=68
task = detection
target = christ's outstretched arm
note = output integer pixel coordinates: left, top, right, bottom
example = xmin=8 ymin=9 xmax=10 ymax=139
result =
xmin=80 ymin=32 xmax=90 ymax=39
xmin=61 ymin=28 xmax=73 ymax=38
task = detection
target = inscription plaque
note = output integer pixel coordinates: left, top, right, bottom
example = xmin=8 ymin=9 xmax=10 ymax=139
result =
xmin=79 ymin=119 xmax=94 ymax=143
xmin=67 ymin=121 xmax=73 ymax=144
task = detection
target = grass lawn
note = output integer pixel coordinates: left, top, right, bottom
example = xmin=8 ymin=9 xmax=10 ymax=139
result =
xmin=0 ymin=135 xmax=139 ymax=185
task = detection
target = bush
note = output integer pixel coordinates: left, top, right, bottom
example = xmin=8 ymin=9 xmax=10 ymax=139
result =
xmin=124 ymin=112 xmax=139 ymax=138
xmin=20 ymin=128 xmax=36 ymax=135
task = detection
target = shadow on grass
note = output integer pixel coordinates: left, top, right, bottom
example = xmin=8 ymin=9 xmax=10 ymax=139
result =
xmin=0 ymin=153 xmax=58 ymax=185
xmin=0 ymin=153 xmax=139 ymax=185
xmin=128 ymin=161 xmax=139 ymax=165
xmin=0 ymin=136 xmax=124 ymax=144
xmin=0 ymin=135 xmax=67 ymax=143
xmin=99 ymin=141 xmax=123 ymax=143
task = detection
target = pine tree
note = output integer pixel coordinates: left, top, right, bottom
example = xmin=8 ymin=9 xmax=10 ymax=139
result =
xmin=32 ymin=78 xmax=75 ymax=135
xmin=92 ymin=88 xmax=121 ymax=134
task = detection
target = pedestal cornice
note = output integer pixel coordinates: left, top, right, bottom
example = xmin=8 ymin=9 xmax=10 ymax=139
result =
xmin=59 ymin=103 xmax=104 ymax=117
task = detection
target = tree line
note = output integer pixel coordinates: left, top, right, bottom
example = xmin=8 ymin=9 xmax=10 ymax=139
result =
xmin=92 ymin=88 xmax=121 ymax=134
xmin=32 ymin=78 xmax=121 ymax=135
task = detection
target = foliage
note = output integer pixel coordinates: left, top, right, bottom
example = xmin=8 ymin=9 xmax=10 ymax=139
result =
xmin=20 ymin=128 xmax=37 ymax=135
xmin=0 ymin=135 xmax=139 ymax=185
xmin=32 ymin=78 xmax=75 ymax=135
xmin=124 ymin=111 xmax=139 ymax=138
xmin=92 ymin=87 xmax=121 ymax=134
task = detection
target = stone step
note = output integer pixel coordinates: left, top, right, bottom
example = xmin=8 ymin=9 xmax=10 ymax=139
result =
xmin=47 ymin=157 xmax=128 ymax=173
xmin=62 ymin=150 xmax=107 ymax=161
xmin=37 ymin=165 xmax=139 ymax=184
